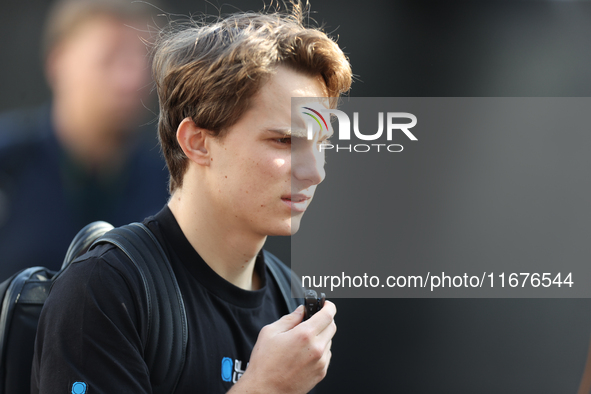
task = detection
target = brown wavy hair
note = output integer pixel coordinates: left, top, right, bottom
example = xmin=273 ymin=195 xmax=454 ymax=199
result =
xmin=152 ymin=2 xmax=353 ymax=193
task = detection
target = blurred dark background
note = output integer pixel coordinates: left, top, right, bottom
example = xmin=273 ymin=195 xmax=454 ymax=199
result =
xmin=2 ymin=0 xmax=591 ymax=392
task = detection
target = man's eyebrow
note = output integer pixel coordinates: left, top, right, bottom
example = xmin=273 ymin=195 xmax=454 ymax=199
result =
xmin=266 ymin=128 xmax=309 ymax=138
xmin=266 ymin=128 xmax=291 ymax=136
xmin=266 ymin=127 xmax=333 ymax=139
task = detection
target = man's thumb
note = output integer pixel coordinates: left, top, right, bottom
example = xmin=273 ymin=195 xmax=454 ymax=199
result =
xmin=274 ymin=305 xmax=305 ymax=332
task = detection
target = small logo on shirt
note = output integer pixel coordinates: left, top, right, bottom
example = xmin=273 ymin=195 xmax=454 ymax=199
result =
xmin=71 ymin=381 xmax=87 ymax=394
xmin=221 ymin=357 xmax=248 ymax=383
xmin=221 ymin=357 xmax=233 ymax=382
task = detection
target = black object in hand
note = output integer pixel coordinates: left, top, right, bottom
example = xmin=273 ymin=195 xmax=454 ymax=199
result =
xmin=303 ymin=289 xmax=325 ymax=321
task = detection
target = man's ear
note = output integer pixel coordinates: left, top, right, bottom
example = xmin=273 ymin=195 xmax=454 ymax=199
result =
xmin=176 ymin=117 xmax=212 ymax=166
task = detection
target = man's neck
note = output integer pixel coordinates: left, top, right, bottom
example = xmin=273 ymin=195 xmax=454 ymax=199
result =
xmin=168 ymin=192 xmax=265 ymax=291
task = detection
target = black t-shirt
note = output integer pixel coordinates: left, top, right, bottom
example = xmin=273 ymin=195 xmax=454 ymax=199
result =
xmin=32 ymin=206 xmax=289 ymax=393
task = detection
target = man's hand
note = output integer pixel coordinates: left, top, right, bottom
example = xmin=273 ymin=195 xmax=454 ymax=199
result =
xmin=229 ymin=301 xmax=337 ymax=394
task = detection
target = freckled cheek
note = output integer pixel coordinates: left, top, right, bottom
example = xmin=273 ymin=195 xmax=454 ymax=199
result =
xmin=261 ymin=157 xmax=290 ymax=183
xmin=246 ymin=158 xmax=289 ymax=206
xmin=218 ymin=155 xmax=288 ymax=204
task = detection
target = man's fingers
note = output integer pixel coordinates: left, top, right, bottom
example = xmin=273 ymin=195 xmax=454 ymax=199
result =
xmin=318 ymin=340 xmax=333 ymax=378
xmin=270 ymin=305 xmax=305 ymax=333
xmin=305 ymin=300 xmax=336 ymax=335
xmin=316 ymin=320 xmax=337 ymax=344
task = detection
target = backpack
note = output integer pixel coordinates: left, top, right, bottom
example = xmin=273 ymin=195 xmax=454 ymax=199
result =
xmin=0 ymin=221 xmax=302 ymax=394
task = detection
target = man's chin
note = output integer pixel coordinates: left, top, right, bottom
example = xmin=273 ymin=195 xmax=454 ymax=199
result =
xmin=289 ymin=214 xmax=302 ymax=235
xmin=263 ymin=214 xmax=304 ymax=236
xmin=266 ymin=219 xmax=301 ymax=236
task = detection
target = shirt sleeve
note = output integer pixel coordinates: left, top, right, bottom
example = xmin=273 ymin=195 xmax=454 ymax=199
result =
xmin=31 ymin=246 xmax=152 ymax=394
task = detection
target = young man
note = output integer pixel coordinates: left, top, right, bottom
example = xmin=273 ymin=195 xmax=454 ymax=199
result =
xmin=32 ymin=4 xmax=352 ymax=393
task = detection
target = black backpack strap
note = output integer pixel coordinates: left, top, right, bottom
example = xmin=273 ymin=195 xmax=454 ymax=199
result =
xmin=61 ymin=221 xmax=114 ymax=271
xmin=92 ymin=223 xmax=187 ymax=394
xmin=49 ymin=221 xmax=115 ymax=291
xmin=263 ymin=250 xmax=305 ymax=313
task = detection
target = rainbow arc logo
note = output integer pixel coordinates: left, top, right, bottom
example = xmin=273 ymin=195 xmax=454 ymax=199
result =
xmin=298 ymin=104 xmax=418 ymax=153
xmin=302 ymin=107 xmax=328 ymax=133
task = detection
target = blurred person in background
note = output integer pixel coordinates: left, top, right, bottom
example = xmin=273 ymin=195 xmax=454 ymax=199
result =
xmin=0 ymin=0 xmax=168 ymax=281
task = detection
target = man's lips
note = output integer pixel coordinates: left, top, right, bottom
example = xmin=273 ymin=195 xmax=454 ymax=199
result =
xmin=281 ymin=194 xmax=311 ymax=212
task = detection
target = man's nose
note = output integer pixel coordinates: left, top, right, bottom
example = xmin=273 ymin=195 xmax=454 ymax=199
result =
xmin=291 ymin=144 xmax=325 ymax=188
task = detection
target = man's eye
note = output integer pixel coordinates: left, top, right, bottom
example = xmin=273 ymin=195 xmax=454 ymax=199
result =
xmin=275 ymin=137 xmax=291 ymax=145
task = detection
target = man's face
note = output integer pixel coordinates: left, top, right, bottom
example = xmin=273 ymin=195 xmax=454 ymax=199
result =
xmin=49 ymin=14 xmax=150 ymax=131
xmin=204 ymin=66 xmax=330 ymax=237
